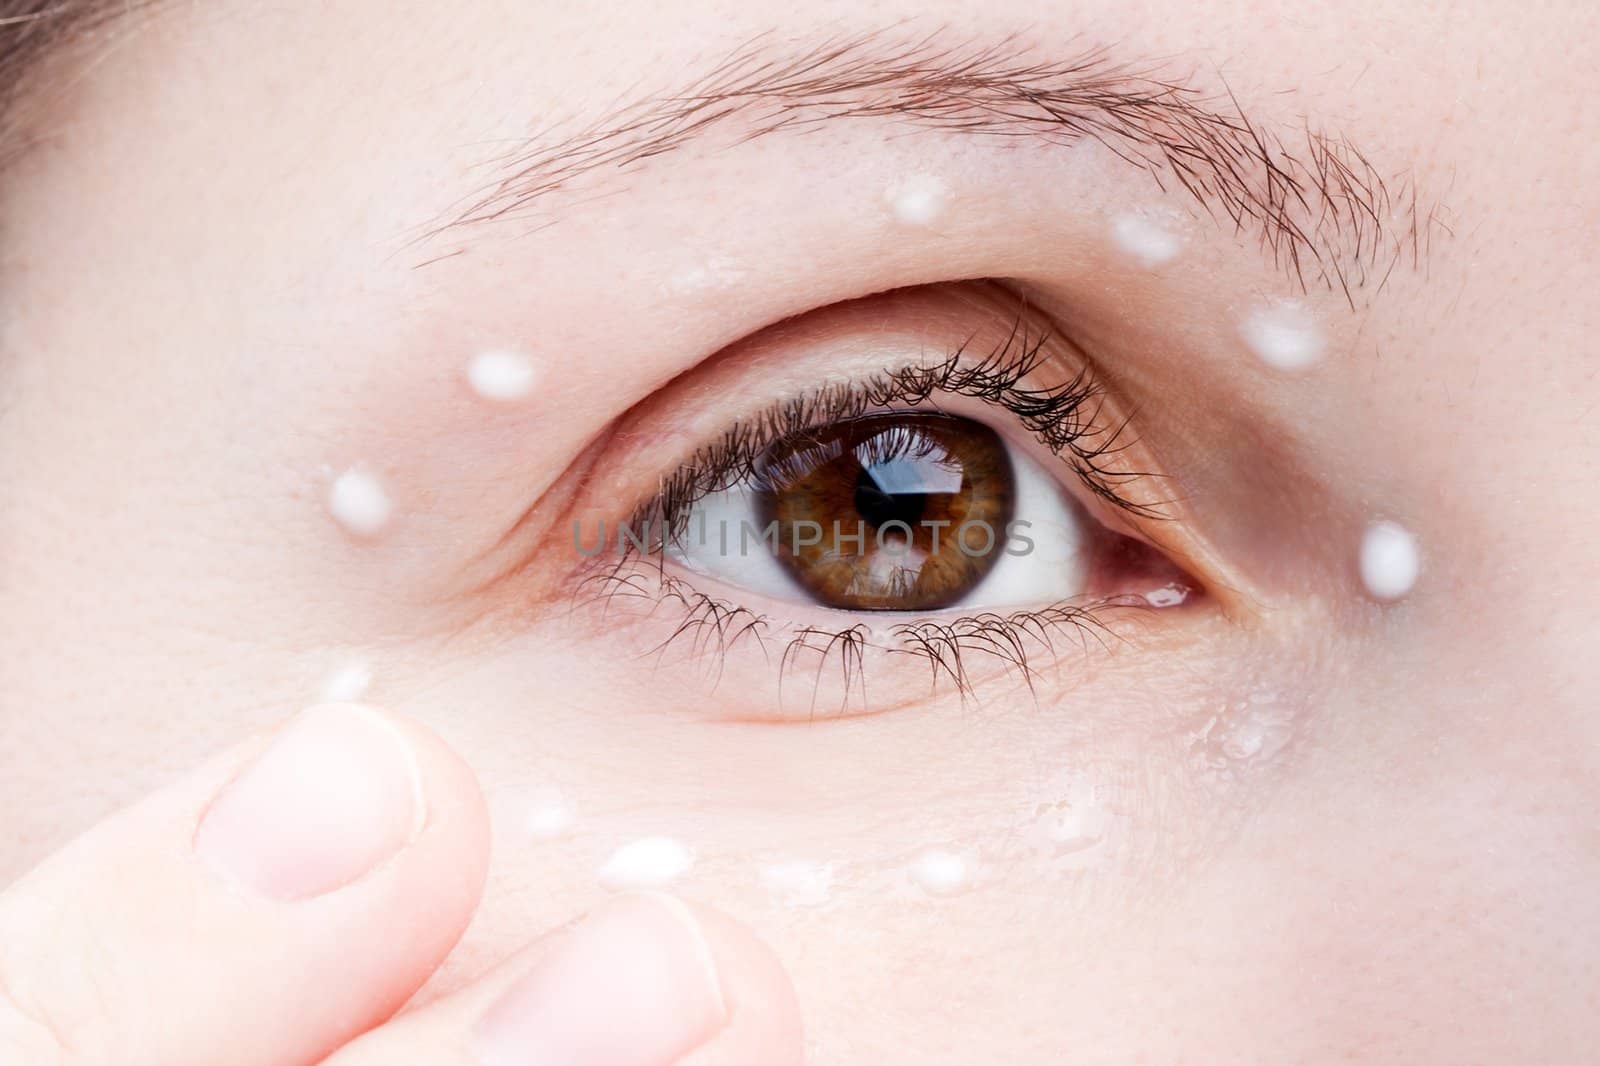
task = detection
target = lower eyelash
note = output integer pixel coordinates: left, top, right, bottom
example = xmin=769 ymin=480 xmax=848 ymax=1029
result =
xmin=572 ymin=552 xmax=1151 ymax=711
xmin=892 ymin=602 xmax=1129 ymax=697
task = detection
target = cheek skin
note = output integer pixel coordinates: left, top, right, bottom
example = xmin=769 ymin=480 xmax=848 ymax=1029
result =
xmin=393 ymin=615 xmax=1318 ymax=1047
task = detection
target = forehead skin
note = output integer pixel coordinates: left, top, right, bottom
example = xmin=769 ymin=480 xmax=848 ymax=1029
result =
xmin=0 ymin=1 xmax=1597 ymax=1063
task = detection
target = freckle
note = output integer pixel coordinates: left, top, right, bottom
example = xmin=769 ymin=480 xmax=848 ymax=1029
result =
xmin=319 ymin=660 xmax=372 ymax=703
xmin=598 ymin=836 xmax=694 ymax=890
xmin=1240 ymin=298 xmax=1325 ymax=371
xmin=523 ymin=788 xmax=577 ymax=841
xmin=466 ymin=349 xmax=540 ymax=402
xmin=1360 ymin=519 xmax=1420 ymax=601
xmin=908 ymin=848 xmax=972 ymax=897
xmin=885 ymin=173 xmax=947 ymax=226
xmin=1109 ymin=211 xmax=1183 ymax=267
xmin=760 ymin=858 xmax=834 ymax=908
xmin=327 ymin=466 xmax=393 ymax=538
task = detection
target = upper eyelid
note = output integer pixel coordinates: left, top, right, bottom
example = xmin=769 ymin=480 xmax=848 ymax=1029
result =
xmin=625 ymin=325 xmax=1165 ymax=549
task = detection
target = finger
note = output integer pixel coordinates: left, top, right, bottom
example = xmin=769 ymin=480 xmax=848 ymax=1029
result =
xmin=326 ymin=892 xmax=805 ymax=1066
xmin=0 ymin=702 xmax=490 ymax=1066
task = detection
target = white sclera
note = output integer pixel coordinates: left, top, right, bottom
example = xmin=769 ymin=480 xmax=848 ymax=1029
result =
xmin=885 ymin=173 xmax=947 ymax=226
xmin=1360 ymin=520 xmax=1421 ymax=601
xmin=466 ymin=349 xmax=539 ymax=402
xmin=962 ymin=445 xmax=1085 ymax=604
xmin=1144 ymin=583 xmax=1190 ymax=608
xmin=320 ymin=661 xmax=373 ymax=703
xmin=909 ymin=848 xmax=972 ymax=896
xmin=598 ymin=836 xmax=695 ymax=890
xmin=1240 ymin=299 xmax=1326 ymax=371
xmin=328 ymin=467 xmax=394 ymax=537
xmin=1109 ymin=212 xmax=1183 ymax=267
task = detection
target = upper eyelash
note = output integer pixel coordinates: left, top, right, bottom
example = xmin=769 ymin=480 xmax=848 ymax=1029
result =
xmin=629 ymin=315 xmax=1164 ymax=546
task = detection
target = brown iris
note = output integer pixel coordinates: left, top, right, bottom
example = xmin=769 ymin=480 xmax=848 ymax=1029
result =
xmin=753 ymin=412 xmax=1015 ymax=610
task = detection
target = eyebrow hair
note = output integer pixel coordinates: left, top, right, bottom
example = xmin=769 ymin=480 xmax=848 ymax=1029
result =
xmin=432 ymin=31 xmax=1444 ymax=301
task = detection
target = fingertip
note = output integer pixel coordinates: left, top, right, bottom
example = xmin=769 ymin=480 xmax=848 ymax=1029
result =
xmin=0 ymin=702 xmax=496 ymax=1066
xmin=194 ymin=703 xmax=426 ymax=901
xmin=672 ymin=897 xmax=805 ymax=1066
xmin=356 ymin=704 xmax=492 ymax=908
xmin=196 ymin=702 xmax=492 ymax=909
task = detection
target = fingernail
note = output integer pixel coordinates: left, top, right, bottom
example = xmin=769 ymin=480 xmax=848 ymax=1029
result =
xmin=474 ymin=893 xmax=728 ymax=1066
xmin=194 ymin=703 xmax=424 ymax=901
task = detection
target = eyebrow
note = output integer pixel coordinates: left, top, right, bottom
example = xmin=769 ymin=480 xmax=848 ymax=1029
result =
xmin=431 ymin=30 xmax=1442 ymax=301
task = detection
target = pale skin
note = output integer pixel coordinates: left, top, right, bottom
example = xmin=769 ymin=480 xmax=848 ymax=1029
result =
xmin=0 ymin=1 xmax=1597 ymax=1064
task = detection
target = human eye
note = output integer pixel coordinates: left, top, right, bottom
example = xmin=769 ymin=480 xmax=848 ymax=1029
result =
xmin=553 ymin=283 xmax=1209 ymax=717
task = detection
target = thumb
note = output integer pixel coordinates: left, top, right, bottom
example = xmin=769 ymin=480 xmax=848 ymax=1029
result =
xmin=324 ymin=892 xmax=806 ymax=1066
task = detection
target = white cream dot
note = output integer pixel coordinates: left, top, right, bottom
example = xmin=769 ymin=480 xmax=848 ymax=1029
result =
xmin=909 ymin=848 xmax=971 ymax=896
xmin=466 ymin=349 xmax=539 ymax=402
xmin=523 ymin=789 xmax=577 ymax=841
xmin=885 ymin=173 xmax=947 ymax=226
xmin=760 ymin=859 xmax=834 ymax=908
xmin=1360 ymin=520 xmax=1421 ymax=601
xmin=1110 ymin=212 xmax=1183 ymax=267
xmin=1038 ymin=806 xmax=1106 ymax=853
xmin=598 ymin=836 xmax=694 ymax=890
xmin=1240 ymin=299 xmax=1326 ymax=371
xmin=320 ymin=661 xmax=372 ymax=703
xmin=327 ymin=466 xmax=393 ymax=537
xmin=666 ymin=256 xmax=743 ymax=295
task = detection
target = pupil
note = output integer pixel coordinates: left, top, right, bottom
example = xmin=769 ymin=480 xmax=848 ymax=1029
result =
xmin=853 ymin=468 xmax=929 ymax=530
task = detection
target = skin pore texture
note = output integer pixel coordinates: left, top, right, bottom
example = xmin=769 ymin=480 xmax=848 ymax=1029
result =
xmin=1 ymin=1 xmax=1598 ymax=1063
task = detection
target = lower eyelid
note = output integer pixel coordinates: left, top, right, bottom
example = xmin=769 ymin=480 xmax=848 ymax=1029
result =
xmin=565 ymin=548 xmax=1200 ymax=720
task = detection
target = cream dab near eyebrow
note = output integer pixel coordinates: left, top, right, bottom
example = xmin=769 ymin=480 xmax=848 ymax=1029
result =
xmin=1109 ymin=210 xmax=1184 ymax=267
xmin=885 ymin=173 xmax=948 ymax=227
xmin=466 ymin=349 xmax=541 ymax=402
xmin=1240 ymin=298 xmax=1325 ymax=372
